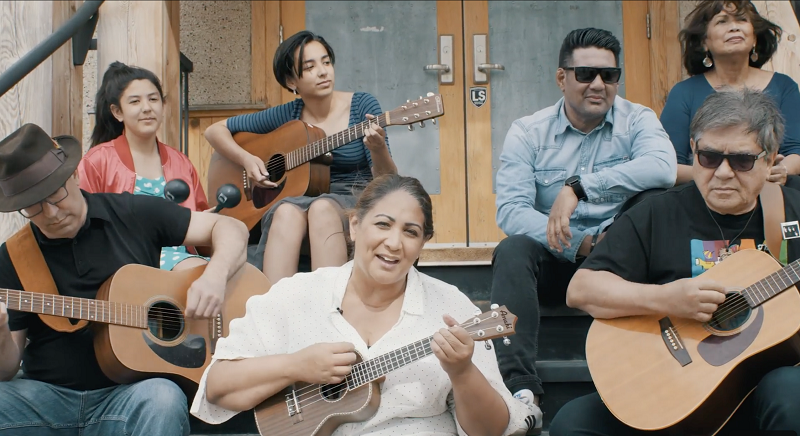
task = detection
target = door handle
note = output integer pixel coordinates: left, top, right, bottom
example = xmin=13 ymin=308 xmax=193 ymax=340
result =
xmin=423 ymin=35 xmax=454 ymax=85
xmin=474 ymin=34 xmax=503 ymax=84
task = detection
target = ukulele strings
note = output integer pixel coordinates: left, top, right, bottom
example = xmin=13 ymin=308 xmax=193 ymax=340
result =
xmin=289 ymin=314 xmax=497 ymax=408
xmin=262 ymin=114 xmax=387 ymax=174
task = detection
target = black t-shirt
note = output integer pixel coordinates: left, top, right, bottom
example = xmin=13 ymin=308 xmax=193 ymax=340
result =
xmin=1 ymin=191 xmax=191 ymax=390
xmin=582 ymin=182 xmax=800 ymax=284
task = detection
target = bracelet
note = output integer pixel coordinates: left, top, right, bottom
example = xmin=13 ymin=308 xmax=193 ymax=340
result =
xmin=590 ymin=232 xmax=600 ymax=253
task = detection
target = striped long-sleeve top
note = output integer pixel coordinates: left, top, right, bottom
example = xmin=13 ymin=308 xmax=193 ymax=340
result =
xmin=226 ymin=91 xmax=390 ymax=188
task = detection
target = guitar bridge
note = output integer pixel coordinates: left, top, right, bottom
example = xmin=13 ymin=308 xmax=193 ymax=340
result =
xmin=285 ymin=389 xmax=304 ymax=423
xmin=659 ymin=317 xmax=692 ymax=367
xmin=242 ymin=170 xmax=252 ymax=201
xmin=209 ymin=314 xmax=223 ymax=354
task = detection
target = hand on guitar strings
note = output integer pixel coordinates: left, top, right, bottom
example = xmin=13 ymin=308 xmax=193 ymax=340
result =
xmin=659 ymin=277 xmax=727 ymax=323
xmin=363 ymin=114 xmax=387 ymax=152
xmin=244 ymin=153 xmax=278 ymax=188
xmin=432 ymin=314 xmax=475 ymax=377
xmin=290 ymin=342 xmax=358 ymax=385
xmin=185 ymin=271 xmax=228 ymax=319
xmin=547 ymin=186 xmax=580 ymax=253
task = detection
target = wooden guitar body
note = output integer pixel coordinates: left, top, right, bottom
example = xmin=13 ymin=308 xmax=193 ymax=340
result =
xmin=93 ymin=263 xmax=269 ymax=395
xmin=254 ymin=353 xmax=380 ymax=436
xmin=207 ymin=120 xmax=329 ymax=230
xmin=586 ymin=249 xmax=800 ymax=435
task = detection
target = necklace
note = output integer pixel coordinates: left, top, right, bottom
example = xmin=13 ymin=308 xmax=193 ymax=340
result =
xmin=704 ymin=204 xmax=758 ymax=262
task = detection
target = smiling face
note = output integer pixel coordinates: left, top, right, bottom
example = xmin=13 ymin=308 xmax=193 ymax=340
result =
xmin=349 ymin=190 xmax=429 ymax=287
xmin=704 ymin=6 xmax=756 ymax=59
xmin=286 ymin=41 xmax=335 ymax=98
xmin=556 ymin=47 xmax=619 ymax=131
xmin=110 ymin=79 xmax=164 ymax=139
xmin=692 ymin=125 xmax=773 ymax=215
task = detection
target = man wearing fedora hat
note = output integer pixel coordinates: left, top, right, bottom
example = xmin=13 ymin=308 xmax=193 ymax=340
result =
xmin=0 ymin=124 xmax=249 ymax=435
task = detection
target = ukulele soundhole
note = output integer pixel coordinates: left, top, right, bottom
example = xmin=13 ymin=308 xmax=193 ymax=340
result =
xmin=707 ymin=292 xmax=750 ymax=332
xmin=266 ymin=154 xmax=287 ymax=183
xmin=147 ymin=301 xmax=184 ymax=340
xmin=320 ymin=381 xmax=348 ymax=402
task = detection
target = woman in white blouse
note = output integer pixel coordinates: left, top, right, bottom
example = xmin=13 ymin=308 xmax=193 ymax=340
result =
xmin=191 ymin=174 xmax=540 ymax=435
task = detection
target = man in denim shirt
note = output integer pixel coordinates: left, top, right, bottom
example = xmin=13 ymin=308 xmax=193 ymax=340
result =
xmin=489 ymin=28 xmax=676 ymax=427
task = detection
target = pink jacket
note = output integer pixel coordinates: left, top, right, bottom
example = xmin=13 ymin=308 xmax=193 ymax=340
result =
xmin=78 ymin=134 xmax=210 ymax=212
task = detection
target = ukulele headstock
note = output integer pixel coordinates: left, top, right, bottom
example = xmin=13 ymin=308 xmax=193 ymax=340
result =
xmin=461 ymin=304 xmax=517 ymax=350
xmin=386 ymin=92 xmax=445 ymax=130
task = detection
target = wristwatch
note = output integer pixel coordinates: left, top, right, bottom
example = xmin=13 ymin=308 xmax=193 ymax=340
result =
xmin=565 ymin=175 xmax=588 ymax=201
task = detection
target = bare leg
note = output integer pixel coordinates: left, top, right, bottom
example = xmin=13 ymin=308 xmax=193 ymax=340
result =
xmin=307 ymin=199 xmax=348 ymax=271
xmin=171 ymin=256 xmax=208 ymax=271
xmin=263 ymin=203 xmax=308 ymax=283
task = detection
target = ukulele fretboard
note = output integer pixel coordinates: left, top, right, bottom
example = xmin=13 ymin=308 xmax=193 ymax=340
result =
xmin=0 ymin=289 xmax=148 ymax=328
xmin=345 ymin=335 xmax=434 ymax=390
xmin=285 ymin=114 xmax=388 ymax=170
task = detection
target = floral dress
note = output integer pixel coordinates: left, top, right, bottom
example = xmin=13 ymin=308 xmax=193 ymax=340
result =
xmin=134 ymin=175 xmax=207 ymax=270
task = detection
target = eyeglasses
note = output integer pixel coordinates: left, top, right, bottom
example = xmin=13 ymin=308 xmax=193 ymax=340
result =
xmin=18 ymin=185 xmax=69 ymax=218
xmin=562 ymin=67 xmax=622 ymax=84
xmin=695 ymin=149 xmax=767 ymax=172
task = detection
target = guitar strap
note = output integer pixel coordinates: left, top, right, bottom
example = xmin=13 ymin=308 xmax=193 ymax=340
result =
xmin=759 ymin=181 xmax=784 ymax=263
xmin=5 ymin=224 xmax=88 ymax=332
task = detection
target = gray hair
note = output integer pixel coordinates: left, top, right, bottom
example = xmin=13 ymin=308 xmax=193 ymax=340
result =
xmin=689 ymin=87 xmax=784 ymax=156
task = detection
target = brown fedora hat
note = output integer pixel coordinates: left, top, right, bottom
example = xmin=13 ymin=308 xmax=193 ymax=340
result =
xmin=0 ymin=123 xmax=82 ymax=212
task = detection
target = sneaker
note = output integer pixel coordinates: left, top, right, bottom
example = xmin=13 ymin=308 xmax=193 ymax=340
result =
xmin=513 ymin=389 xmax=543 ymax=435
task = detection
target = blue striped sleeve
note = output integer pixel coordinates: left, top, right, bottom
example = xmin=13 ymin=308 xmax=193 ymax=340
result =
xmin=226 ymin=100 xmax=300 ymax=134
xmin=355 ymin=92 xmax=391 ymax=169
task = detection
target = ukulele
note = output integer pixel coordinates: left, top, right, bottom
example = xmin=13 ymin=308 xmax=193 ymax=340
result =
xmin=207 ymin=93 xmax=445 ymax=230
xmin=253 ymin=304 xmax=516 ymax=436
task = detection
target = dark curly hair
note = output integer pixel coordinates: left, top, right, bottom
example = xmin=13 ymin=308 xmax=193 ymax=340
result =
xmin=680 ymin=1 xmax=782 ymax=76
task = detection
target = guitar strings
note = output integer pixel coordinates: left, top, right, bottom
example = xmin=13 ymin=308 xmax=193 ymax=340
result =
xmin=288 ymin=313 xmax=497 ymax=407
xmin=262 ymin=115 xmax=387 ymax=174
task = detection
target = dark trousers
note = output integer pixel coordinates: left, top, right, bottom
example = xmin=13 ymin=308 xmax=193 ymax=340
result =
xmin=549 ymin=366 xmax=800 ymax=436
xmin=489 ymin=234 xmax=581 ymax=396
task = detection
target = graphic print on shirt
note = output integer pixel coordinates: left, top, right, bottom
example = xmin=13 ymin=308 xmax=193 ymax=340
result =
xmin=690 ymin=239 xmax=765 ymax=277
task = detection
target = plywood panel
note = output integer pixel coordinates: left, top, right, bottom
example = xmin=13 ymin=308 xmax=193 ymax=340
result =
xmin=648 ymin=0 xmax=682 ymax=116
xmin=622 ymin=1 xmax=652 ymax=107
xmin=52 ymin=0 xmax=83 ymax=141
xmin=279 ymin=1 xmax=305 ymax=104
xmin=251 ymin=1 xmax=268 ymax=104
xmin=753 ymin=1 xmax=800 ymax=86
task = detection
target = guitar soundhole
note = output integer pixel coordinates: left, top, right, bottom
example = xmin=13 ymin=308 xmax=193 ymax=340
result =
xmin=266 ymin=154 xmax=286 ymax=183
xmin=707 ymin=292 xmax=750 ymax=332
xmin=147 ymin=301 xmax=184 ymax=341
xmin=320 ymin=381 xmax=348 ymax=402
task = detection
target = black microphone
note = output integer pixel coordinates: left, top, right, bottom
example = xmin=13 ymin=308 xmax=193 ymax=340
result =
xmin=213 ymin=184 xmax=242 ymax=213
xmin=164 ymin=179 xmax=191 ymax=204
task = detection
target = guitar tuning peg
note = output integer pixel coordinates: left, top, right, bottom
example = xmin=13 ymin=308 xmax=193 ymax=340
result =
xmin=419 ymin=121 xmax=425 ymax=128
xmin=406 ymin=99 xmax=410 ymax=103
xmin=503 ymin=337 xmax=511 ymax=346
xmin=484 ymin=341 xmax=493 ymax=350
xmin=432 ymin=119 xmax=436 ymax=125
xmin=427 ymin=92 xmax=434 ymax=97
xmin=490 ymin=303 xmax=499 ymax=310
xmin=408 ymin=124 xmax=414 ymax=131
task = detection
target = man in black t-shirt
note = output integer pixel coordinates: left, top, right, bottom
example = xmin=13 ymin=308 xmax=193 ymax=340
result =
xmin=548 ymin=91 xmax=800 ymax=434
xmin=0 ymin=124 xmax=250 ymax=435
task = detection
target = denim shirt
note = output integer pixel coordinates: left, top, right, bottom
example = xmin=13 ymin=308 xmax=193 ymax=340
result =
xmin=495 ymin=96 xmax=677 ymax=262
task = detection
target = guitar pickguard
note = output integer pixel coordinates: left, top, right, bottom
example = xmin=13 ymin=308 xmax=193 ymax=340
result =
xmin=697 ymin=307 xmax=763 ymax=366
xmin=143 ymin=333 xmax=207 ymax=368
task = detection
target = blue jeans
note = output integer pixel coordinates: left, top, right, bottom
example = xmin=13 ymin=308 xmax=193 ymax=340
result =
xmin=0 ymin=378 xmax=189 ymax=436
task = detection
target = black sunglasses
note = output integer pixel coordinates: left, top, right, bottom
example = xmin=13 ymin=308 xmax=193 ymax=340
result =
xmin=695 ymin=149 xmax=767 ymax=172
xmin=563 ymin=67 xmax=622 ymax=84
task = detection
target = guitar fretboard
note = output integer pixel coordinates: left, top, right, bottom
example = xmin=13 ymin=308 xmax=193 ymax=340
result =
xmin=285 ymin=114 xmax=388 ymax=170
xmin=0 ymin=289 xmax=148 ymax=328
xmin=742 ymin=258 xmax=800 ymax=307
xmin=345 ymin=335 xmax=434 ymax=390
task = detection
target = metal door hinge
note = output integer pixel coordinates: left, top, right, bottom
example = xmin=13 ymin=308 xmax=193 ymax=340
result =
xmin=646 ymin=13 xmax=651 ymax=39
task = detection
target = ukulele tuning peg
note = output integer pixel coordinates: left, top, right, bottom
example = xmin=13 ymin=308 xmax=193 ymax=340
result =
xmin=408 ymin=124 xmax=415 ymax=131
xmin=419 ymin=121 xmax=425 ymax=128
xmin=432 ymin=119 xmax=436 ymax=125
xmin=406 ymin=99 xmax=411 ymax=103
xmin=503 ymin=337 xmax=511 ymax=346
xmin=484 ymin=341 xmax=493 ymax=350
xmin=419 ymin=96 xmax=423 ymax=100
xmin=490 ymin=303 xmax=499 ymax=310
xmin=427 ymin=92 xmax=434 ymax=97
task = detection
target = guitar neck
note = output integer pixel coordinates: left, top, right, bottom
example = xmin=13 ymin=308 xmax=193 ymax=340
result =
xmin=743 ymin=258 xmax=800 ymax=307
xmin=345 ymin=335 xmax=434 ymax=390
xmin=286 ymin=114 xmax=388 ymax=170
xmin=0 ymin=289 xmax=148 ymax=328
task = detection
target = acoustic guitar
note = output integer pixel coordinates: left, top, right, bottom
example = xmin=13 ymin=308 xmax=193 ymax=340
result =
xmin=1 ymin=263 xmax=269 ymax=394
xmin=207 ymin=94 xmax=445 ymax=230
xmin=585 ymin=249 xmax=800 ymax=435
xmin=253 ymin=305 xmax=517 ymax=436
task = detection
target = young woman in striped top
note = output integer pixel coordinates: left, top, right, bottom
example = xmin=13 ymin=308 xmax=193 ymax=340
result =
xmin=204 ymin=30 xmax=397 ymax=284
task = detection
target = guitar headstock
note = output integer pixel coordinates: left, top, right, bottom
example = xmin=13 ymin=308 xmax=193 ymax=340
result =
xmin=461 ymin=304 xmax=517 ymax=348
xmin=386 ymin=92 xmax=445 ymax=128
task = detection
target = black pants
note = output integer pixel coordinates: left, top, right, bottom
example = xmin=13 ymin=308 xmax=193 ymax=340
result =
xmin=488 ymin=189 xmax=666 ymax=397
xmin=549 ymin=366 xmax=800 ymax=436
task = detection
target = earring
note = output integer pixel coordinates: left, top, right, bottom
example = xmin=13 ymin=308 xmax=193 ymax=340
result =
xmin=702 ymin=51 xmax=713 ymax=68
xmin=750 ymin=46 xmax=759 ymax=62
xmin=292 ymin=88 xmax=297 ymax=95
